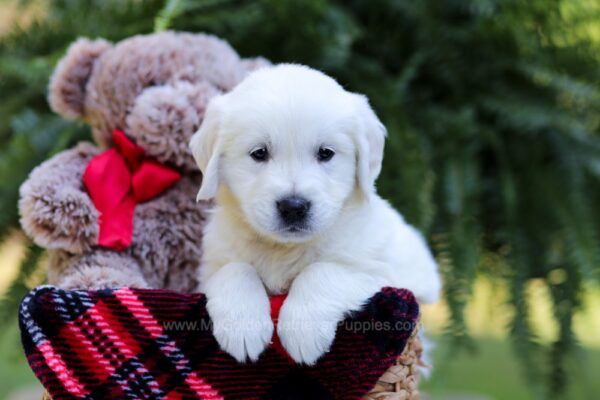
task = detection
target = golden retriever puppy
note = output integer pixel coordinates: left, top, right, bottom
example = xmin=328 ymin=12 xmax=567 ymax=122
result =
xmin=190 ymin=64 xmax=441 ymax=365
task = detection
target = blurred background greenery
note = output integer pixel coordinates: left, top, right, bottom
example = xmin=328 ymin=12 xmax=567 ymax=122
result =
xmin=0 ymin=0 xmax=599 ymax=399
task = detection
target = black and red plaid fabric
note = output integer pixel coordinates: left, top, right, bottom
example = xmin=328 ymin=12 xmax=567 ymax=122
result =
xmin=19 ymin=286 xmax=419 ymax=400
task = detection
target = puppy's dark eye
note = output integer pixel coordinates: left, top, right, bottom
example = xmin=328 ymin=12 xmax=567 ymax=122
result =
xmin=317 ymin=147 xmax=335 ymax=162
xmin=250 ymin=147 xmax=269 ymax=162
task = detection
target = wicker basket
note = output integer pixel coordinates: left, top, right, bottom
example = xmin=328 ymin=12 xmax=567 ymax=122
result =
xmin=41 ymin=330 xmax=424 ymax=400
xmin=363 ymin=329 xmax=425 ymax=400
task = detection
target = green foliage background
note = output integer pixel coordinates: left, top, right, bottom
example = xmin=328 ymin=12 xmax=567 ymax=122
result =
xmin=0 ymin=0 xmax=599 ymax=398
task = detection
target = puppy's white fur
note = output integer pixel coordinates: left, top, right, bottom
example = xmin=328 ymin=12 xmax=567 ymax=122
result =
xmin=190 ymin=64 xmax=441 ymax=364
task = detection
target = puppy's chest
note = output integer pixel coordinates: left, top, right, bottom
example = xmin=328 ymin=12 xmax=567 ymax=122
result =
xmin=247 ymin=245 xmax=319 ymax=294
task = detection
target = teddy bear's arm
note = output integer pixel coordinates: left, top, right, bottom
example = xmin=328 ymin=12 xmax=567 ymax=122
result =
xmin=19 ymin=142 xmax=101 ymax=254
xmin=47 ymin=250 xmax=149 ymax=290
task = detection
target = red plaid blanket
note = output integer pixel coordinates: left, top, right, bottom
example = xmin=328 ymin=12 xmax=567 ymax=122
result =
xmin=19 ymin=286 xmax=418 ymax=400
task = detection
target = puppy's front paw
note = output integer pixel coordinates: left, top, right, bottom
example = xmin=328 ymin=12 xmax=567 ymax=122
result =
xmin=277 ymin=300 xmax=340 ymax=365
xmin=207 ymin=294 xmax=274 ymax=363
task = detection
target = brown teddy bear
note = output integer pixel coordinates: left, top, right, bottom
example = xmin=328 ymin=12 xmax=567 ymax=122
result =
xmin=18 ymin=31 xmax=268 ymax=292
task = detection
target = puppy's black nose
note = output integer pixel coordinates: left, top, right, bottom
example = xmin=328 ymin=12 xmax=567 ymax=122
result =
xmin=277 ymin=196 xmax=311 ymax=223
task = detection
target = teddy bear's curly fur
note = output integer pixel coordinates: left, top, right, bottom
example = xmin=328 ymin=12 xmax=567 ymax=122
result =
xmin=19 ymin=31 xmax=268 ymax=292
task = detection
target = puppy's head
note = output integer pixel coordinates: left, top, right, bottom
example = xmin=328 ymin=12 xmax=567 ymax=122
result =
xmin=190 ymin=64 xmax=386 ymax=243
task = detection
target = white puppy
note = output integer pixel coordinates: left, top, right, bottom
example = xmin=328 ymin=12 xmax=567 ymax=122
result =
xmin=189 ymin=64 xmax=441 ymax=365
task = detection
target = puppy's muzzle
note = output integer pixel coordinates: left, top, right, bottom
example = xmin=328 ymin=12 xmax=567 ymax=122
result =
xmin=276 ymin=196 xmax=311 ymax=225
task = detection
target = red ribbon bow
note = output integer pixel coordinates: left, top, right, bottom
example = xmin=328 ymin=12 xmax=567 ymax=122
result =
xmin=83 ymin=129 xmax=181 ymax=250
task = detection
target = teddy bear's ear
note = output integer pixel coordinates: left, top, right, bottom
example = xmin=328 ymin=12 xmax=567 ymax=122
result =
xmin=239 ymin=57 xmax=272 ymax=77
xmin=48 ymin=38 xmax=112 ymax=120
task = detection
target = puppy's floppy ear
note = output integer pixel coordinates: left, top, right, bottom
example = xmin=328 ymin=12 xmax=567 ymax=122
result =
xmin=353 ymin=94 xmax=387 ymax=196
xmin=190 ymin=95 xmax=226 ymax=201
